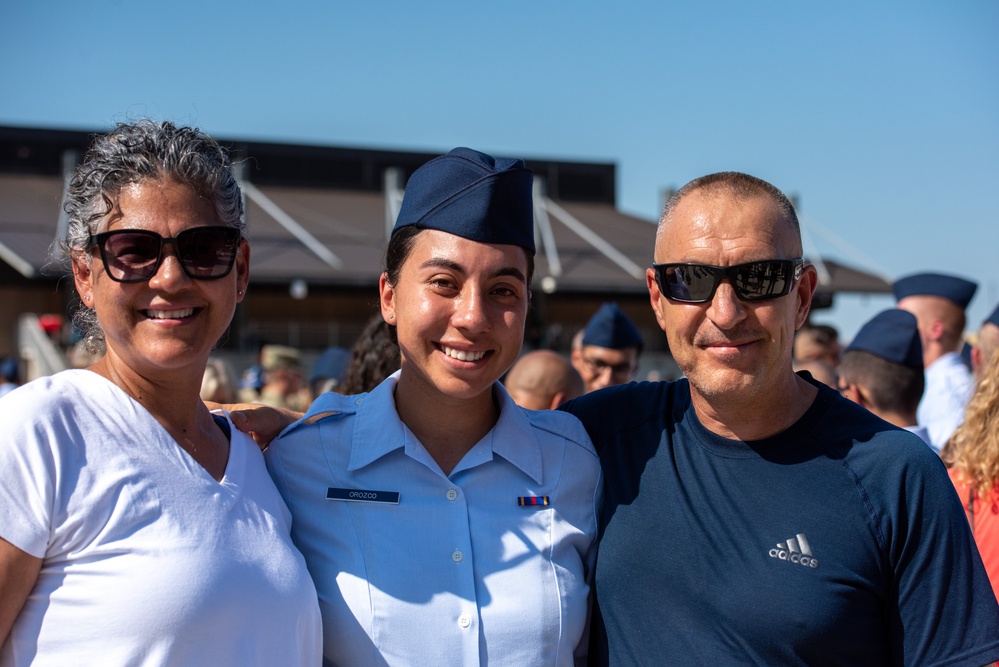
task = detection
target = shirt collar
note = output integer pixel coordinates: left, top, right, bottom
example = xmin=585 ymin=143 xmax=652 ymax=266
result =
xmin=476 ymin=381 xmax=544 ymax=484
xmin=348 ymin=372 xmax=543 ymax=483
xmin=925 ymin=351 xmax=962 ymax=378
xmin=348 ymin=372 xmax=409 ymax=471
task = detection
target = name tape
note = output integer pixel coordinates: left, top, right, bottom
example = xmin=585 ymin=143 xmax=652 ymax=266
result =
xmin=327 ymin=488 xmax=401 ymax=504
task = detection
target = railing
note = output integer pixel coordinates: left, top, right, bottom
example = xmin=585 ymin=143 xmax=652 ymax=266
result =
xmin=18 ymin=314 xmax=67 ymax=382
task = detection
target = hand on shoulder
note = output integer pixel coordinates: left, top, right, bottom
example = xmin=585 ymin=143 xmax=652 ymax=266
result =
xmin=206 ymin=401 xmax=303 ymax=451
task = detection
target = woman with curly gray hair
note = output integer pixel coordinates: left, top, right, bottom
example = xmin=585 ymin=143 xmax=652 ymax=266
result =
xmin=0 ymin=120 xmax=320 ymax=665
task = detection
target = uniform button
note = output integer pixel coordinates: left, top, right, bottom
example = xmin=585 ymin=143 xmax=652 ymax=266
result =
xmin=458 ymin=614 xmax=471 ymax=628
xmin=446 ymin=489 xmax=458 ymax=501
xmin=451 ymin=549 xmax=464 ymax=564
xmin=354 ymin=398 xmax=363 ymax=406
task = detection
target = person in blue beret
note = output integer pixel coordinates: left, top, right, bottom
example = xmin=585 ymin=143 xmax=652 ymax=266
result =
xmin=837 ymin=309 xmax=931 ymax=446
xmin=263 ymin=148 xmax=601 ymax=666
xmin=571 ymin=302 xmax=643 ymax=393
xmin=893 ymin=271 xmax=978 ymax=452
xmin=971 ymin=302 xmax=999 ymax=380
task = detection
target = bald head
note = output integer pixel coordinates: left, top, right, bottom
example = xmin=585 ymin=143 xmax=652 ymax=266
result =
xmin=896 ymin=295 xmax=967 ymax=366
xmin=505 ymin=350 xmax=585 ymax=411
xmin=972 ymin=322 xmax=999 ymax=378
xmin=792 ymin=358 xmax=838 ymax=388
xmin=794 ymin=324 xmax=841 ymax=367
xmin=657 ymin=171 xmax=801 ymax=254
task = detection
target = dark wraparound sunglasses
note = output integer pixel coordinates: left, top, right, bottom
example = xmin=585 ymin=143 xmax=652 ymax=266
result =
xmin=652 ymin=259 xmax=805 ymax=303
xmin=87 ymin=226 xmax=242 ymax=283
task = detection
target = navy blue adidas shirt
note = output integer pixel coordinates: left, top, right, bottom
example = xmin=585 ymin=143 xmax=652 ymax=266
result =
xmin=561 ymin=377 xmax=999 ymax=666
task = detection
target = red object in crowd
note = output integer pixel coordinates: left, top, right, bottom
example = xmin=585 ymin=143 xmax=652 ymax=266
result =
xmin=38 ymin=314 xmax=63 ymax=335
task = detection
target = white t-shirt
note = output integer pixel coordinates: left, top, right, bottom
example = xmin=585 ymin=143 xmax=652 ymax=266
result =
xmin=0 ymin=370 xmax=321 ymax=667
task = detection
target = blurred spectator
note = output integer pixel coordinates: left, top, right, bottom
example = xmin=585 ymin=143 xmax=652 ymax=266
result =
xmin=239 ymin=364 xmax=264 ymax=400
xmin=310 ymin=346 xmax=351 ymax=397
xmin=838 ymin=309 xmax=929 ymax=446
xmin=894 ymin=272 xmax=977 ymax=452
xmin=504 ymin=350 xmax=584 ymax=410
xmin=944 ymin=347 xmax=999 ymax=600
xmin=792 ymin=358 xmax=838 ymax=387
xmin=66 ymin=340 xmax=104 ymax=369
xmin=256 ymin=345 xmax=310 ymax=411
xmin=971 ymin=303 xmax=999 ymax=380
xmin=571 ymin=302 xmax=642 ymax=393
xmin=0 ymin=357 xmax=20 ymax=398
xmin=238 ymin=343 xmax=267 ymax=402
xmin=200 ymin=357 xmax=239 ymax=404
xmin=339 ymin=316 xmax=400 ymax=395
xmin=961 ymin=340 xmax=975 ymax=371
xmin=793 ymin=323 xmax=841 ymax=367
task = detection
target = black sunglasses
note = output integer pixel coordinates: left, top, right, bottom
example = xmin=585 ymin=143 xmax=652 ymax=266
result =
xmin=87 ymin=226 xmax=242 ymax=284
xmin=652 ymin=259 xmax=804 ymax=303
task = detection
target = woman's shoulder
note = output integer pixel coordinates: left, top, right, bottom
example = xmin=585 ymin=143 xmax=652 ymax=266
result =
xmin=276 ymin=390 xmax=366 ymax=440
xmin=0 ymin=370 xmax=102 ymax=417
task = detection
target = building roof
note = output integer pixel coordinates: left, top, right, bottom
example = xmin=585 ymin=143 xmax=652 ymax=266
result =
xmin=0 ymin=124 xmax=889 ymax=302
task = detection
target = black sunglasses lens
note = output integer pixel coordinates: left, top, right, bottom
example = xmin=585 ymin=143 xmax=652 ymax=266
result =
xmin=666 ymin=264 xmax=719 ymax=302
xmin=735 ymin=260 xmax=792 ymax=301
xmin=101 ymin=231 xmax=162 ymax=281
xmin=177 ymin=227 xmax=240 ymax=278
xmin=657 ymin=259 xmax=799 ymax=303
xmin=96 ymin=227 xmax=240 ymax=282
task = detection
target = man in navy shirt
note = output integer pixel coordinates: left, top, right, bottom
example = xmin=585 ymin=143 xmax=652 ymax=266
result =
xmin=561 ymin=171 xmax=999 ymax=666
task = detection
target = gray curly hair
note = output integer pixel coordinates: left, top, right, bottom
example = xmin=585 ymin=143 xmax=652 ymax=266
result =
xmin=63 ymin=120 xmax=245 ymax=353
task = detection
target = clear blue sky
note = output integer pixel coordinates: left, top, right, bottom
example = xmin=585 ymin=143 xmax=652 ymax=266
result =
xmin=4 ymin=0 xmax=998 ymax=340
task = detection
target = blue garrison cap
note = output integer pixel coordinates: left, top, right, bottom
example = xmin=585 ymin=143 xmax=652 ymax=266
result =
xmin=392 ymin=147 xmax=535 ymax=253
xmin=582 ymin=302 xmax=643 ymax=352
xmin=310 ymin=347 xmax=351 ymax=385
xmin=892 ymin=272 xmax=977 ymax=309
xmin=846 ymin=309 xmax=923 ymax=370
xmin=985 ymin=302 xmax=999 ymax=328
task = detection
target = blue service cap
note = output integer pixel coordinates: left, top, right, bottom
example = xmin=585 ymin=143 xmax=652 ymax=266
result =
xmin=310 ymin=347 xmax=351 ymax=385
xmin=984 ymin=302 xmax=999 ymax=328
xmin=582 ymin=302 xmax=643 ymax=352
xmin=892 ymin=272 xmax=977 ymax=309
xmin=392 ymin=147 xmax=535 ymax=253
xmin=846 ymin=309 xmax=923 ymax=370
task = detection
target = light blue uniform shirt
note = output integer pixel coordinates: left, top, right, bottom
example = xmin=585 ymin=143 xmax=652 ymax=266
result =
xmin=265 ymin=373 xmax=602 ymax=667
xmin=918 ymin=351 xmax=974 ymax=452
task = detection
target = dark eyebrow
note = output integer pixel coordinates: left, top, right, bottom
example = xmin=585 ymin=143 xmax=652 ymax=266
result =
xmin=420 ymin=257 xmax=526 ymax=284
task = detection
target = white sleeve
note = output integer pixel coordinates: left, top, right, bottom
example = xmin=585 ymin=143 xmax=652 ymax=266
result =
xmin=0 ymin=384 xmax=62 ymax=558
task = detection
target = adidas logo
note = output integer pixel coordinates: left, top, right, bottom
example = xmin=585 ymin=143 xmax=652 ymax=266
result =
xmin=769 ymin=533 xmax=819 ymax=568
